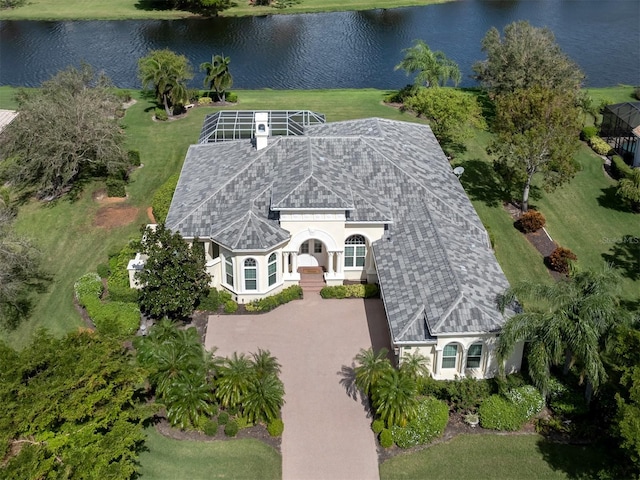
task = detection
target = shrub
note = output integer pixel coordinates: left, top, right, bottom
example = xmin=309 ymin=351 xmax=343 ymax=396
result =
xmin=235 ymin=416 xmax=253 ymax=429
xmin=391 ymin=397 xmax=448 ymax=448
xmin=320 ymin=284 xmax=379 ymax=299
xmin=444 ymin=377 xmax=493 ymax=412
xmin=187 ymin=89 xmax=200 ymax=103
xmin=223 ymin=300 xmax=238 ymax=313
xmin=371 ymin=419 xmax=385 ymax=434
xmin=517 ymin=210 xmax=546 ymax=233
xmin=198 ymin=96 xmax=213 ymax=106
xmin=379 ymin=428 xmax=394 ymax=448
xmin=611 ymin=155 xmax=633 ymax=180
xmin=384 ymin=84 xmax=419 ymax=104
xmin=106 ymin=177 xmax=126 ymax=197
xmin=97 ymin=263 xmax=110 ymax=279
xmin=506 ymin=385 xmax=544 ymax=419
xmin=107 ymin=243 xmax=136 ymax=293
xmin=198 ymin=289 xmax=224 ymax=311
xmin=217 ymin=411 xmax=229 ymax=425
xmin=227 ymin=405 xmax=239 ymax=416
xmin=245 ymin=285 xmax=303 ymax=312
xmin=115 ymin=89 xmax=132 ymax=102
xmin=588 ymin=136 xmax=612 ymax=155
xmin=151 ymin=173 xmax=179 ymax=224
xmin=548 ymin=246 xmax=577 ymax=274
xmin=224 ymin=420 xmax=239 ymax=437
xmin=479 ymin=394 xmax=526 ymax=431
xmin=548 ymin=378 xmax=589 ymax=416
xmin=267 ymin=418 xmax=285 ymax=437
xmin=154 ymin=108 xmax=168 ymax=121
xmin=84 ymin=297 xmax=140 ymax=336
xmin=226 ymin=92 xmax=238 ymax=103
xmin=107 ymin=284 xmax=139 ymax=303
xmin=635 ymin=86 xmax=640 ymax=101
xmin=74 ymin=273 xmax=103 ymax=306
xmin=203 ymin=419 xmax=218 ymax=436
xmin=580 ymin=126 xmax=598 ymax=141
xmin=128 ymin=149 xmax=141 ymax=167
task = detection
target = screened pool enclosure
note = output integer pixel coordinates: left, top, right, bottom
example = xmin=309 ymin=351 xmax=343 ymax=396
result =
xmin=600 ymin=102 xmax=640 ymax=164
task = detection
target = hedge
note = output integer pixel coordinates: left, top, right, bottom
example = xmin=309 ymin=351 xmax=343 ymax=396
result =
xmin=379 ymin=428 xmax=393 ymax=448
xmin=74 ymin=273 xmax=103 ymax=306
xmin=479 ymin=394 xmax=526 ymax=431
xmin=320 ymin=283 xmax=379 ymax=299
xmin=128 ymin=149 xmax=141 ymax=167
xmin=611 ymin=155 xmax=633 ymax=180
xmin=198 ymin=288 xmax=233 ymax=312
xmin=107 ymin=243 xmax=137 ymax=301
xmin=245 ymin=285 xmax=303 ymax=312
xmin=580 ymin=126 xmax=598 ymax=141
xmin=588 ymin=136 xmax=612 ymax=156
xmin=152 ymin=173 xmax=180 ymax=224
xmin=106 ymin=177 xmax=126 ymax=198
xmin=391 ymin=397 xmax=448 ymax=448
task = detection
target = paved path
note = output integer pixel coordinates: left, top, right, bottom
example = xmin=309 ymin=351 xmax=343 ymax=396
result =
xmin=205 ymin=294 xmax=390 ymax=480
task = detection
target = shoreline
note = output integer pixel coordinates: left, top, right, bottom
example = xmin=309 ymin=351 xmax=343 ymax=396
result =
xmin=0 ymin=0 xmax=450 ymax=22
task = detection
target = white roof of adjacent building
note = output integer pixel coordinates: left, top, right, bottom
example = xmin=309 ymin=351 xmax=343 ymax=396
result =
xmin=0 ymin=110 xmax=18 ymax=133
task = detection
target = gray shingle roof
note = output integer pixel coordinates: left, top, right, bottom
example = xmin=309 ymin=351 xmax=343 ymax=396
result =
xmin=167 ymin=116 xmax=511 ymax=340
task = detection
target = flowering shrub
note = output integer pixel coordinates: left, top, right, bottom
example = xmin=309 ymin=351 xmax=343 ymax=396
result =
xmin=479 ymin=395 xmax=525 ymax=431
xmin=391 ymin=397 xmax=449 ymax=448
xmin=506 ymin=385 xmax=544 ymax=419
xmin=74 ymin=273 xmax=103 ymax=305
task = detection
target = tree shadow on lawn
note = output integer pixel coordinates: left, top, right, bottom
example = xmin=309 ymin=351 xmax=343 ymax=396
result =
xmin=597 ymin=185 xmax=634 ymax=213
xmin=602 ymin=235 xmax=640 ymax=282
xmin=458 ymin=158 xmax=510 ymax=208
xmin=536 ymin=439 xmax=609 ymax=480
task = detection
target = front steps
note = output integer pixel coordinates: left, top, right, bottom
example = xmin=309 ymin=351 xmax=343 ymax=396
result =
xmin=298 ymin=267 xmax=325 ymax=293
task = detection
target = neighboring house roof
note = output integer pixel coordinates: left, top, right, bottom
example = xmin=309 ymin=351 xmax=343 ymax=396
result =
xmin=0 ymin=110 xmax=18 ymax=134
xmin=167 ymin=116 xmax=511 ymax=342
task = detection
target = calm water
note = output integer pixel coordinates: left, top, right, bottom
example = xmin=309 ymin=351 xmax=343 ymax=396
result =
xmin=1 ymin=0 xmax=639 ymax=89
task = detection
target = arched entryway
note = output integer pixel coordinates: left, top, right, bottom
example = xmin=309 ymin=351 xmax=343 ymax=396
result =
xmin=298 ymin=238 xmax=327 ymax=271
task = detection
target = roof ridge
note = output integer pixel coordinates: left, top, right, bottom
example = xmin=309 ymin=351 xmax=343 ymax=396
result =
xmin=308 ymin=173 xmax=354 ymax=206
xmin=210 ymin=212 xmax=249 ymax=247
xmin=397 ymin=305 xmax=426 ymax=341
xmin=351 ymin=190 xmax=392 ymax=220
xmin=170 ymin=139 xmax=278 ymax=228
xmin=431 ymin=291 xmax=464 ymax=333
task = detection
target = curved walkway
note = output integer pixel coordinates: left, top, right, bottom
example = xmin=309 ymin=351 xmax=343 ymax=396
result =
xmin=204 ymin=294 xmax=390 ymax=480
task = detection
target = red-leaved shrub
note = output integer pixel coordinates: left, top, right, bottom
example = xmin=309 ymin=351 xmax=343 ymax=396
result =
xmin=517 ymin=210 xmax=546 ymax=233
xmin=548 ymin=247 xmax=577 ymax=274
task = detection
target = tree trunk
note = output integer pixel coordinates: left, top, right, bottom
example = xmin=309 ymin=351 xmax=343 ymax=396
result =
xmin=163 ymin=94 xmax=171 ymax=117
xmin=521 ymin=173 xmax=534 ymax=212
xmin=585 ymin=380 xmax=593 ymax=404
xmin=563 ymin=349 xmax=573 ymax=375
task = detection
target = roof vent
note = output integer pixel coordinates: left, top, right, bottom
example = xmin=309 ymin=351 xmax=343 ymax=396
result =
xmin=255 ymin=112 xmax=269 ymax=150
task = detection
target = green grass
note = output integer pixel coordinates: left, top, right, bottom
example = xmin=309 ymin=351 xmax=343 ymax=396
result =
xmin=379 ymin=434 xmax=609 ymax=480
xmin=0 ymin=0 xmax=448 ymax=20
xmin=139 ymin=427 xmax=281 ymax=479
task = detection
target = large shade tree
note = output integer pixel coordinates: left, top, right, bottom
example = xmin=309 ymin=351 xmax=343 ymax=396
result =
xmin=0 ymin=64 xmax=128 ymax=199
xmin=200 ymin=54 xmax=233 ymax=102
xmin=489 ymin=86 xmax=582 ymax=211
xmin=135 ymin=224 xmax=211 ymax=320
xmin=473 ymin=20 xmax=585 ymax=96
xmin=395 ymin=40 xmax=461 ymax=88
xmin=497 ymin=265 xmax=629 ymax=400
xmin=139 ymin=49 xmax=193 ymax=117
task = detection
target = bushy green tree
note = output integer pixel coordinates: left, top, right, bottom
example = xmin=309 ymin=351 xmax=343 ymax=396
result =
xmin=489 ymin=86 xmax=581 ymax=211
xmin=200 ymin=54 xmax=233 ymax=102
xmin=0 ymin=330 xmax=151 ymax=479
xmin=395 ymin=40 xmax=461 ymax=88
xmin=473 ymin=21 xmax=584 ymax=96
xmin=617 ymin=168 xmax=640 ymax=212
xmin=215 ymin=352 xmax=255 ymax=409
xmin=139 ymin=49 xmax=193 ymax=117
xmin=136 ymin=224 xmax=210 ymax=320
xmin=0 ymin=64 xmax=128 ymax=199
xmin=404 ymin=87 xmax=486 ymax=154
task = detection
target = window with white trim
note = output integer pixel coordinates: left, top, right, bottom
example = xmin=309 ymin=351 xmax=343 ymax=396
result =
xmin=301 ymin=241 xmax=309 ymax=254
xmin=244 ymin=258 xmax=257 ymax=290
xmin=466 ymin=343 xmax=482 ymax=368
xmin=268 ymin=253 xmax=277 ymax=286
xmin=442 ymin=344 xmax=457 ymax=369
xmin=314 ymin=241 xmax=323 ymax=253
xmin=344 ymin=235 xmax=366 ymax=267
xmin=225 ymin=257 xmax=234 ymax=287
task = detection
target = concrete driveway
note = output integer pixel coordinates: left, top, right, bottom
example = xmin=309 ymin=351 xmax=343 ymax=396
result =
xmin=204 ymin=293 xmax=391 ymax=480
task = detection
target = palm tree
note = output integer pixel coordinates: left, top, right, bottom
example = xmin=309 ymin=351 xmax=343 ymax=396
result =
xmin=394 ymin=40 xmax=461 ymax=88
xmin=164 ymin=376 xmax=216 ymax=429
xmin=353 ymin=347 xmax=393 ymax=397
xmin=243 ymin=374 xmax=285 ymax=424
xmin=200 ymin=54 xmax=233 ymax=102
xmin=139 ymin=49 xmax=193 ymax=116
xmin=251 ymin=349 xmax=281 ymax=379
xmin=399 ymin=350 xmax=430 ymax=381
xmin=372 ymin=368 xmax=418 ymax=428
xmin=215 ymin=352 xmax=254 ymax=409
xmin=498 ymin=265 xmax=629 ymax=400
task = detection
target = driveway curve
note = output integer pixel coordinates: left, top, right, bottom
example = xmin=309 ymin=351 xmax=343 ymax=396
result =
xmin=204 ymin=294 xmax=390 ymax=480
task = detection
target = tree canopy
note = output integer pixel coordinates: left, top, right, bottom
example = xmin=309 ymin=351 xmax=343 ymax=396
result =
xmin=395 ymin=40 xmax=461 ymax=88
xmin=473 ymin=20 xmax=585 ymax=96
xmin=0 ymin=329 xmax=151 ymax=479
xmin=489 ymin=86 xmax=581 ymax=211
xmin=0 ymin=64 xmax=128 ymax=200
xmin=0 ymin=209 xmax=47 ymax=330
xmin=138 ymin=49 xmax=193 ymax=117
xmin=136 ymin=224 xmax=210 ymax=320
xmin=200 ymin=54 xmax=233 ymax=102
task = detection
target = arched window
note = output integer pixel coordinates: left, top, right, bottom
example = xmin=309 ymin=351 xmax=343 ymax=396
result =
xmin=466 ymin=343 xmax=483 ymax=369
xmin=225 ymin=256 xmax=234 ymax=287
xmin=244 ymin=258 xmax=257 ymax=290
xmin=442 ymin=344 xmax=458 ymax=369
xmin=268 ymin=253 xmax=277 ymax=286
xmin=344 ymin=235 xmax=366 ymax=267
xmin=300 ymin=241 xmax=309 ymax=254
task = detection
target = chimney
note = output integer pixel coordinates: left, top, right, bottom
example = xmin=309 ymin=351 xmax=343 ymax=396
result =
xmin=255 ymin=112 xmax=269 ymax=150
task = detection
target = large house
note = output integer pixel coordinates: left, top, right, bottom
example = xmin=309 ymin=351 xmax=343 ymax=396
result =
xmin=131 ymin=110 xmax=522 ymax=380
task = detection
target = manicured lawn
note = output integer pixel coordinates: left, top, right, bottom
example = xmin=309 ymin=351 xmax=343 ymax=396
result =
xmin=139 ymin=427 xmax=281 ymax=479
xmin=0 ymin=0 xmax=448 ymax=20
xmin=379 ymin=434 xmax=608 ymax=480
